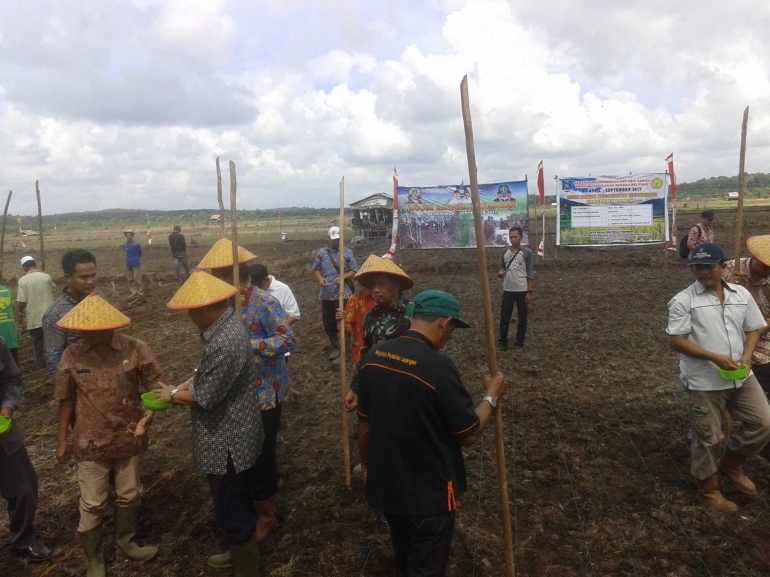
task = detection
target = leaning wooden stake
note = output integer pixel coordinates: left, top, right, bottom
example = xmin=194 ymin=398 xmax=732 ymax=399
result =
xmin=229 ymin=161 xmax=241 ymax=317
xmin=733 ymin=107 xmax=749 ymax=266
xmin=460 ymin=75 xmax=515 ymax=577
xmin=339 ymin=176 xmax=351 ymax=487
xmin=216 ymin=157 xmax=226 ymax=238
xmin=0 ymin=190 xmax=11 ymax=281
xmin=35 ymin=180 xmax=45 ymax=271
xmin=724 ymin=106 xmax=750 ymax=449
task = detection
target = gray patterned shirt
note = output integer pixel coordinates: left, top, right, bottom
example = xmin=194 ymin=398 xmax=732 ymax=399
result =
xmin=190 ymin=309 xmax=263 ymax=475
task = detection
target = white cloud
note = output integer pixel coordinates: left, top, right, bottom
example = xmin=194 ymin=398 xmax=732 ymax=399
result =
xmin=0 ymin=0 xmax=768 ymax=215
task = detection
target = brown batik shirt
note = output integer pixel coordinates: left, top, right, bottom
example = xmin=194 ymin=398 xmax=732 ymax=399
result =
xmin=53 ymin=332 xmax=166 ymax=462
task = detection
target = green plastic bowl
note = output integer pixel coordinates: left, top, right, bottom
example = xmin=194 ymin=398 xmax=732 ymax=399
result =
xmin=0 ymin=416 xmax=11 ymax=436
xmin=142 ymin=392 xmax=171 ymax=412
xmin=718 ymin=365 xmax=748 ymax=380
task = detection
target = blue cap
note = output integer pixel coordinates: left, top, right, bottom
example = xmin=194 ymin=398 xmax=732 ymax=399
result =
xmin=690 ymin=243 xmax=725 ymax=265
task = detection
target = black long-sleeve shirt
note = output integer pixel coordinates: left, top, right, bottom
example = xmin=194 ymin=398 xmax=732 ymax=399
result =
xmin=168 ymin=231 xmax=187 ymax=256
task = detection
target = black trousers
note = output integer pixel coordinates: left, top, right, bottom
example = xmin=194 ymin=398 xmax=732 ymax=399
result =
xmin=499 ymin=290 xmax=528 ymax=346
xmin=252 ymin=404 xmax=282 ymax=502
xmin=29 ymin=328 xmax=45 ymax=370
xmin=207 ymin=455 xmax=259 ymax=544
xmin=384 ymin=511 xmax=455 ymax=577
xmin=754 ymin=363 xmax=770 ymax=460
xmin=321 ymin=299 xmax=347 ymax=336
xmin=0 ymin=442 xmax=39 ymax=548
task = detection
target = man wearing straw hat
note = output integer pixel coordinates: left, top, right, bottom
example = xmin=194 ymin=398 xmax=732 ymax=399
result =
xmin=357 ymin=290 xmax=506 ymax=576
xmin=198 ymin=238 xmax=296 ymax=542
xmin=157 ymin=270 xmax=262 ymax=574
xmin=340 ymin=255 xmax=413 ymax=412
xmin=313 ymin=226 xmax=358 ymax=362
xmin=667 ymin=244 xmax=770 ymax=513
xmin=54 ymin=293 xmax=166 ymax=576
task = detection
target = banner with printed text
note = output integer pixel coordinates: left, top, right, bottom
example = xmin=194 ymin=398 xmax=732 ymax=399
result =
xmin=398 ymin=181 xmax=528 ymax=249
xmin=557 ymin=174 xmax=669 ymax=246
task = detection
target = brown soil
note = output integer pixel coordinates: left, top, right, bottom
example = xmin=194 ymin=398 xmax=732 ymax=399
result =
xmin=3 ymin=208 xmax=770 ymax=576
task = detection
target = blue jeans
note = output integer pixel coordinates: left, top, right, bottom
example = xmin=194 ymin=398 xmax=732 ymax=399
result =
xmin=173 ymin=255 xmax=190 ymax=284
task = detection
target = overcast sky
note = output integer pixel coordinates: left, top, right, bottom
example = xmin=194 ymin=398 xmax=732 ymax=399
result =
xmin=1 ymin=0 xmax=768 ymax=214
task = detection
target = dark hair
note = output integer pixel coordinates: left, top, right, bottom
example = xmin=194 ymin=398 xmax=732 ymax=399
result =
xmin=23 ymin=259 xmax=36 ymax=268
xmin=701 ymin=210 xmax=714 ymax=220
xmin=249 ymin=263 xmax=269 ymax=285
xmin=239 ymin=263 xmax=251 ymax=280
xmin=62 ymin=250 xmax=96 ymax=276
xmin=173 ymin=225 xmax=181 ymax=232
xmin=509 ymin=226 xmax=524 ymax=236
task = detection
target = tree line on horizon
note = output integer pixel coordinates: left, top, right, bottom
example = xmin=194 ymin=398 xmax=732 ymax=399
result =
xmin=9 ymin=172 xmax=770 ymax=225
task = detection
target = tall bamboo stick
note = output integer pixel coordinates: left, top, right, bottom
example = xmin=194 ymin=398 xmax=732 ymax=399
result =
xmin=460 ymin=75 xmax=515 ymax=577
xmin=216 ymin=157 xmax=225 ymax=238
xmin=229 ymin=161 xmax=240 ymax=317
xmin=35 ymin=181 xmax=45 ymax=271
xmin=339 ymin=176 xmax=351 ymax=486
xmin=0 ymin=191 xmax=11 ymax=281
xmin=733 ymin=106 xmax=750 ymax=266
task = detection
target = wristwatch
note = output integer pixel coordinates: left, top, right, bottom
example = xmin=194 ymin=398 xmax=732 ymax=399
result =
xmin=170 ymin=388 xmax=180 ymax=403
xmin=483 ymin=395 xmax=498 ymax=409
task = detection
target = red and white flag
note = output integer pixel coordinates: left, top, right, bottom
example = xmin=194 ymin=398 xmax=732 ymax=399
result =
xmin=537 ymin=239 xmax=544 ymax=257
xmin=666 ymin=152 xmax=678 ymax=249
xmin=537 ymin=160 xmax=545 ymax=207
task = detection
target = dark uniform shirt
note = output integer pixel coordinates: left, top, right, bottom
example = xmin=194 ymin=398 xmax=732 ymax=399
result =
xmin=350 ymin=295 xmax=411 ymax=393
xmin=358 ymin=330 xmax=480 ymax=516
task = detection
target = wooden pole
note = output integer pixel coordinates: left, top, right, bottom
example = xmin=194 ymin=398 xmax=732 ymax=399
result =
xmin=339 ymin=176 xmax=351 ymax=487
xmin=216 ymin=156 xmax=226 ymax=238
xmin=460 ymin=75 xmax=515 ymax=577
xmin=0 ymin=191 xmax=11 ymax=282
xmin=35 ymin=181 xmax=45 ymax=271
xmin=229 ymin=161 xmax=240 ymax=317
xmin=733 ymin=106 xmax=750 ymax=266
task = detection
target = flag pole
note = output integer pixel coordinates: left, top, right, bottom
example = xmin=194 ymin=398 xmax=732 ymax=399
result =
xmin=229 ymin=161 xmax=241 ymax=317
xmin=460 ymin=75 xmax=515 ymax=577
xmin=734 ymin=107 xmax=749 ymax=267
xmin=339 ymin=176 xmax=351 ymax=486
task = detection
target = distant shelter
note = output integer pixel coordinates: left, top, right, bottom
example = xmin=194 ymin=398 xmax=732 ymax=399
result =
xmin=350 ymin=193 xmax=393 ymax=239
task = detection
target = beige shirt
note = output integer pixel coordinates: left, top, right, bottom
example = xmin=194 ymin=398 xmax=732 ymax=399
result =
xmin=17 ymin=270 xmax=56 ymax=330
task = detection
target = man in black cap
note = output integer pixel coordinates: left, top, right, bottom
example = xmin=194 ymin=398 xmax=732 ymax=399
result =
xmin=357 ymin=290 xmax=506 ymax=576
xmin=168 ymin=225 xmax=190 ymax=284
xmin=667 ymin=243 xmax=770 ymax=513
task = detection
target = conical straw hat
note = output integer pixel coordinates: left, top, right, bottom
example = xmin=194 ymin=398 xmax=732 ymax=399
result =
xmin=167 ymin=269 xmax=239 ymax=310
xmin=197 ymin=237 xmax=257 ymax=270
xmin=354 ymin=254 xmax=414 ymax=290
xmin=747 ymin=235 xmax=770 ymax=267
xmin=57 ymin=293 xmax=131 ymax=331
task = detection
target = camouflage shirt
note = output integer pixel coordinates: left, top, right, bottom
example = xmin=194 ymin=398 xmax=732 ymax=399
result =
xmin=350 ymin=296 xmax=411 ymax=393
